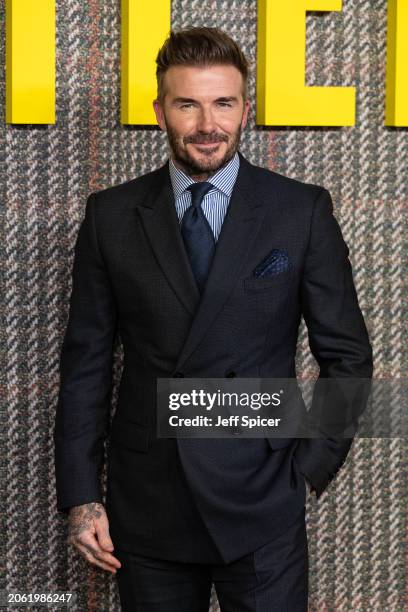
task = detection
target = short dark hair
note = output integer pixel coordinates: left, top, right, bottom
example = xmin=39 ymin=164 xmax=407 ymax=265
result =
xmin=155 ymin=26 xmax=249 ymax=104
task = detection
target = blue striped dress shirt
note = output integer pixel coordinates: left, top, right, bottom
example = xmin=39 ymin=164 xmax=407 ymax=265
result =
xmin=168 ymin=151 xmax=240 ymax=242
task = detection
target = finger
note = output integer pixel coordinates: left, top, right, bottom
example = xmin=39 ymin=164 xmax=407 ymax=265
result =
xmin=75 ymin=541 xmax=118 ymax=574
xmin=94 ymin=513 xmax=115 ymax=552
xmin=77 ymin=533 xmax=122 ymax=569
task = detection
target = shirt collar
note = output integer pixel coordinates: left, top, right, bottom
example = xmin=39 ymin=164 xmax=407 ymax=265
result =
xmin=169 ymin=151 xmax=240 ymax=199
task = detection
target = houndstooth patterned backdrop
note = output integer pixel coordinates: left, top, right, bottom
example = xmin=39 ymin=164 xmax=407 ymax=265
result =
xmin=1 ymin=1 xmax=407 ymax=610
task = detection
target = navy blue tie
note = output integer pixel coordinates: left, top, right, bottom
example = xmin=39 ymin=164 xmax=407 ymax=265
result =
xmin=181 ymin=182 xmax=215 ymax=293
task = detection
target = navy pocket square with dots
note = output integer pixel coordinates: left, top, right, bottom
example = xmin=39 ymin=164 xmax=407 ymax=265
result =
xmin=252 ymin=249 xmax=290 ymax=278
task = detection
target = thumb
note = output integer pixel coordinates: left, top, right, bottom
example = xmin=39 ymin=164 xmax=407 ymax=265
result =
xmin=94 ymin=513 xmax=114 ymax=551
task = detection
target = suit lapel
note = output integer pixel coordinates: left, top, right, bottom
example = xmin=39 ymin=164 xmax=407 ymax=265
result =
xmin=133 ymin=151 xmax=274 ymax=372
xmin=134 ymin=163 xmax=201 ymax=316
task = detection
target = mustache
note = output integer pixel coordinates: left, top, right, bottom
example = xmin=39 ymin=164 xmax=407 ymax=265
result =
xmin=185 ymin=134 xmax=228 ymax=145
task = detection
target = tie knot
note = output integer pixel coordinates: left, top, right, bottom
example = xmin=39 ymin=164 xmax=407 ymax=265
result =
xmin=186 ymin=181 xmax=214 ymax=207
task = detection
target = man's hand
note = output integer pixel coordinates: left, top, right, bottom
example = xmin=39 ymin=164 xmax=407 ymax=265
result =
xmin=68 ymin=502 xmax=122 ymax=574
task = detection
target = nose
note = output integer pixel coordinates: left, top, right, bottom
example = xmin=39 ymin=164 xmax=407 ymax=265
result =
xmin=196 ymin=107 xmax=216 ymax=133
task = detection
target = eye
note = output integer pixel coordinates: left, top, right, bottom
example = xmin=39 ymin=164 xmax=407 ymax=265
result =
xmin=218 ymin=102 xmax=232 ymax=107
xmin=180 ymin=103 xmax=194 ymax=109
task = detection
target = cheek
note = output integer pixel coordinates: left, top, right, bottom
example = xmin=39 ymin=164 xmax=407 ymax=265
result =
xmin=164 ymin=111 xmax=189 ymax=132
xmin=217 ymin=115 xmax=242 ymax=132
xmin=174 ymin=119 xmax=197 ymax=138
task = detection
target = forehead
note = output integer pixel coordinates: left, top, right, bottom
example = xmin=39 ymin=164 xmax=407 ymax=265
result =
xmin=163 ymin=64 xmax=244 ymax=98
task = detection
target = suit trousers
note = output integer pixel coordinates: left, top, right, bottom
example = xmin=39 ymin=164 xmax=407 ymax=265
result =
xmin=114 ymin=507 xmax=308 ymax=611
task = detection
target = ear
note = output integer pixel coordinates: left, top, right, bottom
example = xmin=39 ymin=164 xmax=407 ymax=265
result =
xmin=153 ymin=99 xmax=166 ymax=131
xmin=241 ymin=99 xmax=250 ymax=130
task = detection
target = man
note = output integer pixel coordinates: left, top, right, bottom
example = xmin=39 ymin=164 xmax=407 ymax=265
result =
xmin=54 ymin=27 xmax=373 ymax=611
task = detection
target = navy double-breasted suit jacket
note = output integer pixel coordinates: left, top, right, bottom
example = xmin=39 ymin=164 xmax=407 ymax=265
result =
xmin=54 ymin=151 xmax=373 ymax=563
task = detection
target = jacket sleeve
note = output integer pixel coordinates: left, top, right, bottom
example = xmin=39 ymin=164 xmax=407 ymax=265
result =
xmin=54 ymin=192 xmax=118 ymax=513
xmin=294 ymin=187 xmax=373 ymax=499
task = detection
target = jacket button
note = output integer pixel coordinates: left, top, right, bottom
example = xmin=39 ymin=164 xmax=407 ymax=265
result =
xmin=172 ymin=372 xmax=184 ymax=378
xmin=226 ymin=371 xmax=236 ymax=378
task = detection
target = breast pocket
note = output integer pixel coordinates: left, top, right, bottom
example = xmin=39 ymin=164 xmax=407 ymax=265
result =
xmin=243 ymin=269 xmax=294 ymax=293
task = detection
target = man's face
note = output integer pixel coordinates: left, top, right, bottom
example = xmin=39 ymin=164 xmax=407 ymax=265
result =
xmin=153 ymin=64 xmax=250 ymax=180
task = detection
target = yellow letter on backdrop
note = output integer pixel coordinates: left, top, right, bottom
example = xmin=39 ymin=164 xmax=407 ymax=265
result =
xmin=121 ymin=0 xmax=171 ymax=124
xmin=6 ymin=0 xmax=55 ymax=124
xmin=385 ymin=0 xmax=408 ymax=126
xmin=257 ymin=0 xmax=355 ymax=126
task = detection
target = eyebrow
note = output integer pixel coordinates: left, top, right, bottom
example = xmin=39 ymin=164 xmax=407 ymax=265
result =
xmin=171 ymin=96 xmax=239 ymax=105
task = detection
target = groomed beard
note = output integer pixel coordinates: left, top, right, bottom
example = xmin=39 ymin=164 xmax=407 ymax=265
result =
xmin=165 ymin=119 xmax=243 ymax=179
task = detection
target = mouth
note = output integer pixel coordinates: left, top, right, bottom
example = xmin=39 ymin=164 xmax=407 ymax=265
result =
xmin=191 ymin=142 xmax=222 ymax=151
